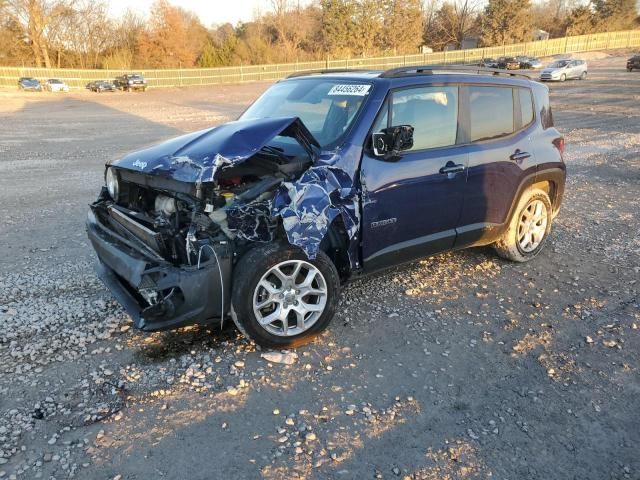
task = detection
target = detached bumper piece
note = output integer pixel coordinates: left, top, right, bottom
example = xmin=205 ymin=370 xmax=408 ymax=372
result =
xmin=86 ymin=207 xmax=232 ymax=331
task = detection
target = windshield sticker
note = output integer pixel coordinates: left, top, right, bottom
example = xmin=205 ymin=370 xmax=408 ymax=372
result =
xmin=327 ymin=84 xmax=371 ymax=96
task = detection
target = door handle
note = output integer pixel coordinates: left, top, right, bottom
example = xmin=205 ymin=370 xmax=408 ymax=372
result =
xmin=439 ymin=163 xmax=465 ymax=175
xmin=510 ymin=149 xmax=531 ymax=162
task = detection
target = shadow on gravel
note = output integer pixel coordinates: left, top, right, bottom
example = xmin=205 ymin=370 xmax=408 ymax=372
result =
xmin=130 ymin=324 xmax=240 ymax=364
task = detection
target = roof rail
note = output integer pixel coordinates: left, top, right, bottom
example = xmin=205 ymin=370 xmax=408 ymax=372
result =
xmin=379 ymin=64 xmax=532 ymax=80
xmin=286 ymin=68 xmax=373 ymax=78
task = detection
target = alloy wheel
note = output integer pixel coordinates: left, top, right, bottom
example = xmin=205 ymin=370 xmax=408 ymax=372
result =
xmin=517 ymin=199 xmax=548 ymax=253
xmin=253 ymin=260 xmax=328 ymax=337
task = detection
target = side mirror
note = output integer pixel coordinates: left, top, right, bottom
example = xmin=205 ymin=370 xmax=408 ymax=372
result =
xmin=371 ymin=125 xmax=414 ymax=160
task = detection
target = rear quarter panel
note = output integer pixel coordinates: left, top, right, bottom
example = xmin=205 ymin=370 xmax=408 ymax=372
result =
xmin=530 ymin=82 xmax=566 ymax=211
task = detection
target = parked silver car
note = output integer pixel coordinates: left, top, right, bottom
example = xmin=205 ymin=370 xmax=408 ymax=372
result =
xmin=540 ymin=59 xmax=587 ymax=82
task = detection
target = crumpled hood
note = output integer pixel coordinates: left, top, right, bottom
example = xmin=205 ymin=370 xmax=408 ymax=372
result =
xmin=110 ymin=117 xmax=320 ymax=184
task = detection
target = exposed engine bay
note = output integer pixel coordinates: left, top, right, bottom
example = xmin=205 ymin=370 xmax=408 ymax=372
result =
xmin=91 ymin=149 xmax=312 ymax=267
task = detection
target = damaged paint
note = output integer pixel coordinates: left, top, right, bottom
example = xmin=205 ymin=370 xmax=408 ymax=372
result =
xmin=227 ymin=199 xmax=275 ymax=242
xmin=272 ymin=165 xmax=359 ymax=259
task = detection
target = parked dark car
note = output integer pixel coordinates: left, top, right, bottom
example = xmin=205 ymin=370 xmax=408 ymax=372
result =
xmin=114 ymin=74 xmax=147 ymax=91
xmin=18 ymin=77 xmax=42 ymax=91
xmin=497 ymin=57 xmax=521 ymax=70
xmin=517 ymin=56 xmax=543 ymax=69
xmin=87 ymin=66 xmax=565 ymax=347
xmin=89 ymin=80 xmax=116 ymax=92
xmin=479 ymin=58 xmax=498 ymax=68
xmin=627 ymin=55 xmax=640 ymax=71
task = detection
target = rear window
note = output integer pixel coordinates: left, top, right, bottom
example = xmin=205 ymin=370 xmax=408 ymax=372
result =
xmin=518 ymin=88 xmax=534 ymax=127
xmin=469 ymin=86 xmax=514 ymax=142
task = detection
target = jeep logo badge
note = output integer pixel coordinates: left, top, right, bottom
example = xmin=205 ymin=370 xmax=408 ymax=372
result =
xmin=132 ymin=159 xmax=147 ymax=169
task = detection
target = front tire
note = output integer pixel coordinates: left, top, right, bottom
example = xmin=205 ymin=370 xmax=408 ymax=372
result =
xmin=560 ymin=74 xmax=566 ymax=82
xmin=231 ymin=243 xmax=340 ymax=348
xmin=493 ymin=188 xmax=553 ymax=263
xmin=580 ymin=71 xmax=587 ymax=80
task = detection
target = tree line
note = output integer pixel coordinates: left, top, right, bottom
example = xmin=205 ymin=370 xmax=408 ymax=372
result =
xmin=0 ymin=0 xmax=637 ymax=69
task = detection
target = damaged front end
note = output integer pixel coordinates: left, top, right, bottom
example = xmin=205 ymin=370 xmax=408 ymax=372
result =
xmin=87 ymin=117 xmax=323 ymax=331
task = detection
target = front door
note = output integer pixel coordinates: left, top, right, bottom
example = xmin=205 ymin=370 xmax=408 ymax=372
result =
xmin=361 ymin=84 xmax=468 ymax=272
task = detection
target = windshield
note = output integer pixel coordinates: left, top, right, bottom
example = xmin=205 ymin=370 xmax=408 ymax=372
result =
xmin=49 ymin=79 xmax=62 ymax=84
xmin=240 ymin=78 xmax=371 ymax=148
xmin=549 ymin=61 xmax=569 ymax=68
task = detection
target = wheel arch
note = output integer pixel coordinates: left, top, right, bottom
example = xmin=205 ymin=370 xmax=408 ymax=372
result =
xmin=319 ymin=218 xmax=351 ymax=281
xmin=500 ymin=167 xmax=564 ymax=235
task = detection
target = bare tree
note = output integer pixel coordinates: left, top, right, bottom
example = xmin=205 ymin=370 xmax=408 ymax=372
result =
xmin=5 ymin=0 xmax=72 ymax=67
xmin=426 ymin=0 xmax=479 ymax=50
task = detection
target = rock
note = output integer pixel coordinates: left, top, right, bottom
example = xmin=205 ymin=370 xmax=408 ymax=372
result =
xmin=226 ymin=387 xmax=239 ymax=396
xmin=305 ymin=432 xmax=317 ymax=442
xmin=273 ymin=409 xmax=280 ymax=415
xmin=585 ymin=336 xmax=594 ymax=344
xmin=392 ymin=467 xmax=401 ymax=475
xmin=261 ymin=351 xmax=298 ymax=365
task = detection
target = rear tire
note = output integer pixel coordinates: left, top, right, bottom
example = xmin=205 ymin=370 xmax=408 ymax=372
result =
xmin=230 ymin=243 xmax=340 ymax=348
xmin=493 ymin=188 xmax=553 ymax=263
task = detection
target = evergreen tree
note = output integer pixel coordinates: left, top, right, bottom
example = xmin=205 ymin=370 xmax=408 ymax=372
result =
xmin=380 ymin=0 xmax=424 ymax=54
xmin=592 ymin=0 xmax=638 ymax=30
xmin=481 ymin=0 xmax=532 ymax=46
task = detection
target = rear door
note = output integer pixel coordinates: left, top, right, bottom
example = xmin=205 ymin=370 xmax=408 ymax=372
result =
xmin=361 ymin=84 xmax=468 ymax=271
xmin=455 ymin=84 xmax=538 ymax=247
xmin=567 ymin=61 xmax=577 ymax=78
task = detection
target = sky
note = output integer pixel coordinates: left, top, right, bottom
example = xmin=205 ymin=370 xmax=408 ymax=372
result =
xmin=106 ymin=0 xmax=292 ymax=27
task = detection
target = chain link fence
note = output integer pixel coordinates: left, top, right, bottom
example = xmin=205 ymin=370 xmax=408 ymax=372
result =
xmin=2 ymin=30 xmax=639 ymax=89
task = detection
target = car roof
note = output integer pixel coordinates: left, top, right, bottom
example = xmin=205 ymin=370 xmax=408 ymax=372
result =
xmin=283 ymin=67 xmax=535 ymax=88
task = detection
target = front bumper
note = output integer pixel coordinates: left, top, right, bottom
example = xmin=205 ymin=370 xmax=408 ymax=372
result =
xmin=539 ymin=73 xmax=560 ymax=81
xmin=86 ymin=207 xmax=232 ymax=331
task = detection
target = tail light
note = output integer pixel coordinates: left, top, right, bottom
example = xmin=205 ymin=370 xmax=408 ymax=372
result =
xmin=553 ymin=137 xmax=565 ymax=159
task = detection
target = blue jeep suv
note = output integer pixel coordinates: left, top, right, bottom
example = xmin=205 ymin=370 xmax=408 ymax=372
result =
xmin=87 ymin=65 xmax=565 ymax=347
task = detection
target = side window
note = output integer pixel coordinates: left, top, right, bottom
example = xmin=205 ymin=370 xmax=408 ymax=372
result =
xmin=389 ymin=86 xmax=459 ymax=150
xmin=469 ymin=86 xmax=514 ymax=142
xmin=518 ymin=88 xmax=534 ymax=127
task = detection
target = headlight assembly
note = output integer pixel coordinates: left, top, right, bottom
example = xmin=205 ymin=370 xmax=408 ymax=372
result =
xmin=105 ymin=167 xmax=119 ymax=201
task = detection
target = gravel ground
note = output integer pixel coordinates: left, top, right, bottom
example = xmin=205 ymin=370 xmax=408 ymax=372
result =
xmin=0 ymin=55 xmax=638 ymax=480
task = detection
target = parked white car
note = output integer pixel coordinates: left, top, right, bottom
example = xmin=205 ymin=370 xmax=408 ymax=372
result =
xmin=540 ymin=59 xmax=587 ymax=82
xmin=43 ymin=79 xmax=70 ymax=92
